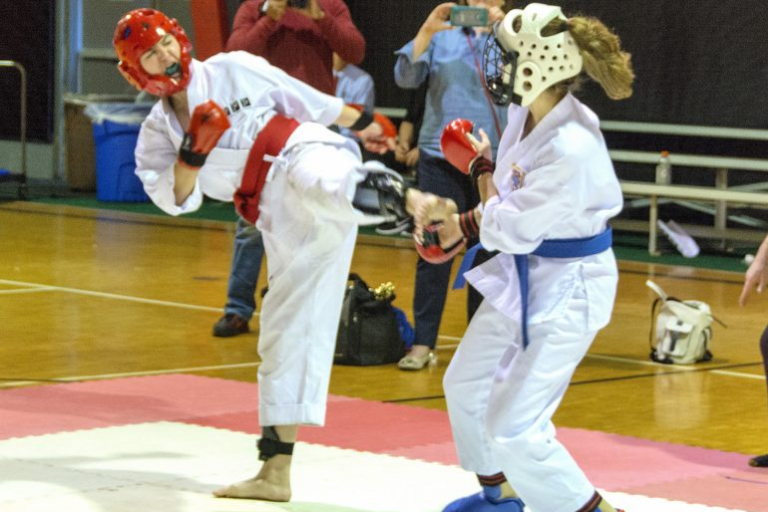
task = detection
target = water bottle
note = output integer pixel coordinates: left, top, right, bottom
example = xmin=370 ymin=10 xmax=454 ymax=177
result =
xmin=655 ymin=150 xmax=672 ymax=185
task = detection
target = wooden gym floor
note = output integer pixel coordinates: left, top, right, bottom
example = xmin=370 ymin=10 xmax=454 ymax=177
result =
xmin=0 ymin=199 xmax=766 ymax=460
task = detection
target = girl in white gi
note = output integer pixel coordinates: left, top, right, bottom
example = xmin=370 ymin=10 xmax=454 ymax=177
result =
xmin=113 ymin=8 xmax=414 ymax=503
xmin=417 ymin=4 xmax=634 ymax=512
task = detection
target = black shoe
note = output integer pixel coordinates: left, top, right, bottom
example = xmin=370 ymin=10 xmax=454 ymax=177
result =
xmin=749 ymin=453 xmax=768 ymax=467
xmin=212 ymin=313 xmax=250 ymax=337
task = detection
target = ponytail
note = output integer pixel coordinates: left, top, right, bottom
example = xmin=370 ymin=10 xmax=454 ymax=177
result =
xmin=567 ymin=17 xmax=634 ymax=100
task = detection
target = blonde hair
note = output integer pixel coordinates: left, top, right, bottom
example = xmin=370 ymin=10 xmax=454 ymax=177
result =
xmin=565 ymin=16 xmax=635 ymax=100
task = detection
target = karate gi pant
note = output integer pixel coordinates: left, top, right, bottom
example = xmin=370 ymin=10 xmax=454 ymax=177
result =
xmin=255 ymin=131 xmax=369 ymax=427
xmin=443 ymin=282 xmax=599 ymax=512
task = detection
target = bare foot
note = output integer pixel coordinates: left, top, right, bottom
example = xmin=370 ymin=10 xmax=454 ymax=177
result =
xmin=213 ymin=474 xmax=292 ymax=502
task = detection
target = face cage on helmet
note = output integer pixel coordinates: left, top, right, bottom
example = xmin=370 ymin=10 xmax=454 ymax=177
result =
xmin=483 ymin=26 xmax=520 ymax=107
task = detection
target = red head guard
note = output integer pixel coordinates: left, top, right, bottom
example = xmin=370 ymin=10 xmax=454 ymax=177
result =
xmin=113 ymin=8 xmax=193 ymax=97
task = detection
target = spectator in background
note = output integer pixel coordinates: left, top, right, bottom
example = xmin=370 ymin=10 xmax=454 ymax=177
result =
xmin=393 ymin=0 xmax=509 ymax=370
xmin=375 ymin=83 xmax=427 ymax=236
xmin=212 ymin=0 xmax=366 ymax=338
xmin=228 ymin=0 xmax=364 ymax=97
xmin=333 ymin=52 xmax=375 ymax=142
xmin=739 ymin=235 xmax=768 ymax=468
xmin=394 ymin=82 xmax=427 ymax=179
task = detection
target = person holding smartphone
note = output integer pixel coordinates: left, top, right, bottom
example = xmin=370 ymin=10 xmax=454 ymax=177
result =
xmin=393 ymin=0 xmax=509 ymax=371
xmin=212 ymin=0 xmax=367 ymax=339
xmin=227 ymin=0 xmax=363 ymax=97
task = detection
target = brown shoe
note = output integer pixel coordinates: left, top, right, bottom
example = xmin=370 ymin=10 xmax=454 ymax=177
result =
xmin=212 ymin=314 xmax=250 ymax=337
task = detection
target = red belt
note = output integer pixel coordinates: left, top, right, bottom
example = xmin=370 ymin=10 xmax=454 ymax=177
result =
xmin=234 ymin=115 xmax=300 ymax=225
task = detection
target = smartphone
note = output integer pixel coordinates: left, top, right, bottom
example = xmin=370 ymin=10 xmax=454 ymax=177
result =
xmin=450 ymin=6 xmax=489 ymax=27
xmin=288 ymin=0 xmax=308 ymax=8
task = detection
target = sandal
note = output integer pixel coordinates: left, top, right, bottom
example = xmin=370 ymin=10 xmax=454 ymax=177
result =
xmin=398 ymin=351 xmax=437 ymax=371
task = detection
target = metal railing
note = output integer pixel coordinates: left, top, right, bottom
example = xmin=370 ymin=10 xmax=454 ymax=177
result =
xmin=603 ymin=121 xmax=768 ymax=254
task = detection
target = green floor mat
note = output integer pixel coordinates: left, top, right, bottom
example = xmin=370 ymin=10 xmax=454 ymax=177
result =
xmin=33 ymin=196 xmax=240 ymax=222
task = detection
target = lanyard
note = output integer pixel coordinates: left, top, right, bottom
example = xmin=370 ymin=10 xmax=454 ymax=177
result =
xmin=465 ymin=31 xmax=503 ymax=140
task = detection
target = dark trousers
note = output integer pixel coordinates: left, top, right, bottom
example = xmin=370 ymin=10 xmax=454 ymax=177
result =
xmin=761 ymin=325 xmax=768 ymax=414
xmin=413 ymin=153 xmax=489 ymax=349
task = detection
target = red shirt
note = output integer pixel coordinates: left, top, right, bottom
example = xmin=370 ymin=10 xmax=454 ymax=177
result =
xmin=226 ymin=0 xmax=365 ymax=95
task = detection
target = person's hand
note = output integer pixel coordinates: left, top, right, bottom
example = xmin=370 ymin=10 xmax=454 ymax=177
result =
xmin=178 ymin=100 xmax=231 ymax=170
xmin=358 ymin=122 xmax=396 ymax=154
xmin=357 ymin=112 xmax=397 ymax=154
xmin=466 ymin=128 xmax=492 ymax=162
xmin=413 ymin=217 xmax=465 ymax=264
xmin=394 ymin=140 xmax=411 ymax=163
xmin=441 ymin=119 xmax=482 ymax=174
xmin=487 ymin=5 xmax=505 ymax=25
xmin=405 ymin=147 xmax=420 ymax=168
xmin=436 ymin=216 xmax=464 ymax=248
xmin=421 ymin=2 xmax=456 ymax=35
xmin=414 ymin=194 xmax=458 ymax=229
xmin=265 ymin=0 xmax=288 ymax=21
xmin=405 ymin=189 xmax=457 ymax=228
xmin=292 ymin=0 xmax=324 ymax=21
xmin=740 ymin=254 xmax=768 ymax=306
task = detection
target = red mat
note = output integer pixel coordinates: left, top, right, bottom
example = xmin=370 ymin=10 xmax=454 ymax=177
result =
xmin=1 ymin=374 xmax=765 ymax=511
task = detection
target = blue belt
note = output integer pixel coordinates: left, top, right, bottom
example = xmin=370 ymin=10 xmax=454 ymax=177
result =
xmin=453 ymin=227 xmax=613 ymax=349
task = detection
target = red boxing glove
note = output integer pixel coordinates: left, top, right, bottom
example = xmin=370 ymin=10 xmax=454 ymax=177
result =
xmin=414 ymin=223 xmax=466 ymax=264
xmin=372 ymin=111 xmax=397 ymax=139
xmin=348 ymin=104 xmax=398 ymax=138
xmin=178 ymin=100 xmax=231 ymax=169
xmin=440 ymin=118 xmax=479 ymax=175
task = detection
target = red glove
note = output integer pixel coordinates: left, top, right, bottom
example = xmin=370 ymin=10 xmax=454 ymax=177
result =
xmin=440 ymin=118 xmax=479 ymax=175
xmin=414 ymin=223 xmax=466 ymax=264
xmin=372 ymin=111 xmax=397 ymax=139
xmin=178 ymin=100 xmax=231 ymax=169
xmin=348 ymin=104 xmax=398 ymax=138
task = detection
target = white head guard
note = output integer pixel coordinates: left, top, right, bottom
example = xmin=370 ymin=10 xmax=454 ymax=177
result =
xmin=483 ymin=3 xmax=583 ymax=107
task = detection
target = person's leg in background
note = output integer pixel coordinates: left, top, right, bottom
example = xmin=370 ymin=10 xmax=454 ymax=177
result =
xmin=213 ymin=216 xmax=265 ymax=337
xmin=466 ymin=245 xmax=492 ymax=320
xmin=750 ymin=322 xmax=768 ymax=467
xmin=400 ymin=154 xmax=474 ymax=371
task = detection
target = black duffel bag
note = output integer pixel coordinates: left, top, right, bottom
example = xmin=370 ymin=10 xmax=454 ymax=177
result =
xmin=334 ymin=273 xmax=405 ymax=366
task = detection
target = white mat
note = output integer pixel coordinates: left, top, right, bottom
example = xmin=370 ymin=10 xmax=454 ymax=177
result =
xmin=0 ymin=422 xmax=747 ymax=512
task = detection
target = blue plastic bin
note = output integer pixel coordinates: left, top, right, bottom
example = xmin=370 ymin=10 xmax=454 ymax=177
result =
xmin=92 ymin=119 xmax=148 ymax=202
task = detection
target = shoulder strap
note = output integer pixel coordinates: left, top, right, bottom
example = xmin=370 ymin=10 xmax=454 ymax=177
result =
xmin=646 ymin=279 xmax=668 ymax=301
xmin=649 ymin=297 xmax=663 ymax=350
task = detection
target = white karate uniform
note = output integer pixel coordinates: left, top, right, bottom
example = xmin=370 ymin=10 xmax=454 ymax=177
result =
xmin=134 ymin=52 xmax=374 ymax=427
xmin=443 ymin=94 xmax=623 ymax=512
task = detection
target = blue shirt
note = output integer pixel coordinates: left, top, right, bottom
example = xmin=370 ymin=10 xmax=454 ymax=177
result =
xmin=334 ymin=64 xmax=375 ymax=110
xmin=334 ymin=64 xmax=375 ymax=141
xmin=394 ymin=28 xmax=508 ymax=159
